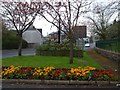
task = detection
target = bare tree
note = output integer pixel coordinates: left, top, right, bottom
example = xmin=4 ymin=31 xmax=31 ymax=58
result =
xmin=38 ymin=0 xmax=92 ymax=64
xmin=1 ymin=1 xmax=42 ymax=56
xmin=86 ymin=1 xmax=118 ymax=40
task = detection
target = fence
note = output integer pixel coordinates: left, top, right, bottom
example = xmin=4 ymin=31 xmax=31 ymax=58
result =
xmin=96 ymin=39 xmax=120 ymax=53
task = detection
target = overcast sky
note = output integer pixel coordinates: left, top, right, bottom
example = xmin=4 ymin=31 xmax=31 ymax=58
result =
xmin=27 ymin=0 xmax=117 ymax=36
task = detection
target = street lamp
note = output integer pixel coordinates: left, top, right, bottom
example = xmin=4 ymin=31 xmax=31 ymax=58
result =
xmin=55 ymin=2 xmax=62 ymax=44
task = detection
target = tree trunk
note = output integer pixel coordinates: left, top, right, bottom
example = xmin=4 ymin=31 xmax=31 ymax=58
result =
xmin=18 ymin=34 xmax=23 ymax=56
xmin=69 ymin=38 xmax=74 ymax=64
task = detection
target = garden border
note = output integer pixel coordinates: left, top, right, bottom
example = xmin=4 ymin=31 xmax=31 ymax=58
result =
xmin=2 ymin=79 xmax=119 ymax=86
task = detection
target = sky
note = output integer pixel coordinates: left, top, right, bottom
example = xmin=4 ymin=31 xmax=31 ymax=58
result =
xmin=33 ymin=15 xmax=57 ymax=36
xmin=27 ymin=0 xmax=117 ymax=36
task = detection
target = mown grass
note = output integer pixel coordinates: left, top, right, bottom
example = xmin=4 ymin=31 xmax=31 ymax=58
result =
xmin=2 ymin=52 xmax=102 ymax=68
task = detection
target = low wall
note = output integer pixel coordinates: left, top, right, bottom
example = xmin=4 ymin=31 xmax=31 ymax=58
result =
xmin=2 ymin=79 xmax=119 ymax=86
xmin=36 ymin=50 xmax=83 ymax=58
xmin=95 ymin=47 xmax=120 ymax=62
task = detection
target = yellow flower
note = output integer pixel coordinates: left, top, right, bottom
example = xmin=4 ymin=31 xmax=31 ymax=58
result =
xmin=44 ymin=72 xmax=48 ymax=76
xmin=76 ymin=73 xmax=79 ymax=76
xmin=80 ymin=74 xmax=83 ymax=76
xmin=10 ymin=65 xmax=14 ymax=68
xmin=15 ymin=66 xmax=21 ymax=71
xmin=33 ymin=72 xmax=38 ymax=76
xmin=85 ymin=71 xmax=90 ymax=74
xmin=1 ymin=71 xmax=4 ymax=75
xmin=67 ymin=73 xmax=71 ymax=76
xmin=82 ymin=72 xmax=86 ymax=76
xmin=40 ymin=72 xmax=43 ymax=76
xmin=81 ymin=69 xmax=85 ymax=73
xmin=78 ymin=66 xmax=82 ymax=69
xmin=85 ymin=66 xmax=96 ymax=71
xmin=33 ymin=73 xmax=35 ymax=76
xmin=34 ymin=68 xmax=37 ymax=70
xmin=37 ymin=70 xmax=41 ymax=73
xmin=71 ymin=68 xmax=75 ymax=73
xmin=44 ymin=68 xmax=47 ymax=72
xmin=4 ymin=72 xmax=8 ymax=75
xmin=9 ymin=71 xmax=13 ymax=74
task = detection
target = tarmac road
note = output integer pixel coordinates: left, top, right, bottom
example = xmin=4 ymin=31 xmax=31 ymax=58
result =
xmin=1 ymin=48 xmax=35 ymax=58
xmin=0 ymin=43 xmax=95 ymax=59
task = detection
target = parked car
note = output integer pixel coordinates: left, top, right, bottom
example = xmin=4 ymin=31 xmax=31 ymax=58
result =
xmin=85 ymin=43 xmax=90 ymax=47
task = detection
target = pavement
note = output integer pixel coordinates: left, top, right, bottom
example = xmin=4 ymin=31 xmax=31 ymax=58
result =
xmin=1 ymin=48 xmax=36 ymax=58
xmin=2 ymin=79 xmax=120 ymax=88
xmin=88 ymin=49 xmax=119 ymax=78
xmin=2 ymin=83 xmax=119 ymax=88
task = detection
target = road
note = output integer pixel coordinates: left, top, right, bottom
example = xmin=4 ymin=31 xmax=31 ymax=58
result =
xmin=0 ymin=43 xmax=95 ymax=59
xmin=1 ymin=48 xmax=35 ymax=58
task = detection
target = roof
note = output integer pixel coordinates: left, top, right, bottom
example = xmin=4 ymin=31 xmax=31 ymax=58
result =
xmin=22 ymin=30 xmax=42 ymax=43
xmin=28 ymin=25 xmax=35 ymax=30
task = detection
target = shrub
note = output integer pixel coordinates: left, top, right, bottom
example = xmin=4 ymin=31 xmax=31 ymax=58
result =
xmin=36 ymin=43 xmax=83 ymax=57
xmin=2 ymin=30 xmax=28 ymax=49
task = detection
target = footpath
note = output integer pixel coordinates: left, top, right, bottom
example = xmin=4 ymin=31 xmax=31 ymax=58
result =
xmin=87 ymin=49 xmax=119 ymax=78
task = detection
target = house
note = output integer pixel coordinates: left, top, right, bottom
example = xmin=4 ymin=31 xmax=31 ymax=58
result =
xmin=45 ymin=31 xmax=67 ymax=44
xmin=22 ymin=25 xmax=43 ymax=48
xmin=73 ymin=26 xmax=87 ymax=49
xmin=72 ymin=26 xmax=87 ymax=39
xmin=45 ymin=26 xmax=87 ymax=44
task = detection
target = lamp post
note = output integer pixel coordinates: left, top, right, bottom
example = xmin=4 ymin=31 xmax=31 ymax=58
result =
xmin=58 ymin=14 xmax=61 ymax=44
xmin=55 ymin=2 xmax=62 ymax=44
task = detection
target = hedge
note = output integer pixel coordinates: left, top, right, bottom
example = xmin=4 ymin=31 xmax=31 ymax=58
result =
xmin=36 ymin=50 xmax=83 ymax=58
xmin=36 ymin=43 xmax=83 ymax=57
xmin=2 ymin=30 xmax=28 ymax=50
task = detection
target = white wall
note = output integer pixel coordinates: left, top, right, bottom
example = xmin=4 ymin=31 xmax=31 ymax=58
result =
xmin=23 ymin=30 xmax=43 ymax=45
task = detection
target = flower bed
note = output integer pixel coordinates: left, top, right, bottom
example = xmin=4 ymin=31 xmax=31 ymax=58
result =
xmin=0 ymin=65 xmax=115 ymax=81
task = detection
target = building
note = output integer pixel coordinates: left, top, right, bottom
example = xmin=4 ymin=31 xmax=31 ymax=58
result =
xmin=45 ymin=26 xmax=87 ymax=44
xmin=73 ymin=26 xmax=87 ymax=39
xmin=22 ymin=25 xmax=43 ymax=48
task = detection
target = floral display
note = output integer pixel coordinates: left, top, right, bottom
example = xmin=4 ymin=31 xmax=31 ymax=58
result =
xmin=0 ymin=65 xmax=115 ymax=80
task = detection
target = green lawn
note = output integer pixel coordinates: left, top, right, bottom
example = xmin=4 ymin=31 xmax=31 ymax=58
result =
xmin=2 ymin=52 xmax=102 ymax=68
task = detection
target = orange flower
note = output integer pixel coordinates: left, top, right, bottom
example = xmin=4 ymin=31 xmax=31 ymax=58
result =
xmin=76 ymin=73 xmax=79 ymax=76
xmin=37 ymin=70 xmax=40 ymax=73
xmin=67 ymin=73 xmax=71 ymax=76
xmin=71 ymin=68 xmax=75 ymax=73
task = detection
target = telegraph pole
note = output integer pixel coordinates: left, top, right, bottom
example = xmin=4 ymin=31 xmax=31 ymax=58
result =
xmin=56 ymin=2 xmax=61 ymax=44
xmin=55 ymin=2 xmax=66 ymax=44
xmin=58 ymin=13 xmax=61 ymax=44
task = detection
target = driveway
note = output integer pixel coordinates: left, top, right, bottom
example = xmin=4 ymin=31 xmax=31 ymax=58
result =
xmin=1 ymin=48 xmax=36 ymax=58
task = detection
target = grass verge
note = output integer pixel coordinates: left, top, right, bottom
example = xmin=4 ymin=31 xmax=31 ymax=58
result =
xmin=2 ymin=52 xmax=102 ymax=68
